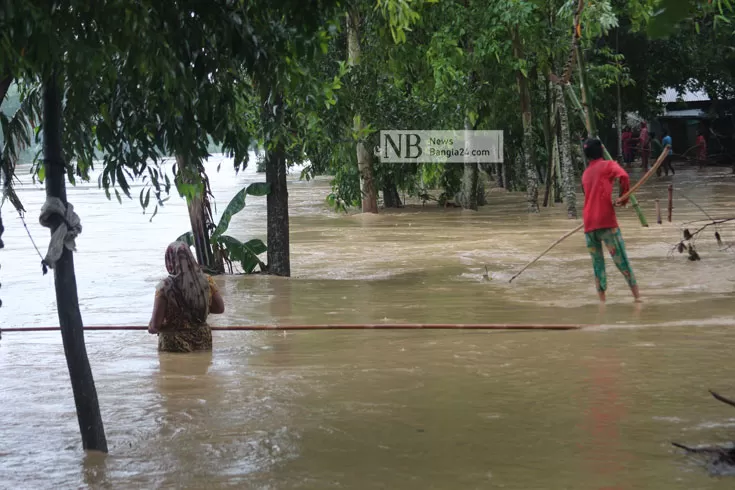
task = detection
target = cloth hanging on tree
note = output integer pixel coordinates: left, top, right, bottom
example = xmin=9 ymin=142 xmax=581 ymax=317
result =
xmin=39 ymin=197 xmax=82 ymax=271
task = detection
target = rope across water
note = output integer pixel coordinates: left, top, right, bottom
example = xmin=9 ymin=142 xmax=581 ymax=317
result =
xmin=1 ymin=323 xmax=588 ymax=332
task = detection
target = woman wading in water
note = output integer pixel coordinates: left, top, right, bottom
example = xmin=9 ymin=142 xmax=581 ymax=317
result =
xmin=148 ymin=241 xmax=225 ymax=352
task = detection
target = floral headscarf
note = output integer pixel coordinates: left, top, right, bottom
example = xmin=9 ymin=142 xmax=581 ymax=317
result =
xmin=158 ymin=241 xmax=210 ymax=324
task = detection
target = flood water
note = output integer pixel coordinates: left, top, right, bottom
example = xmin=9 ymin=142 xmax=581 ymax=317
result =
xmin=1 ymin=155 xmax=735 ymax=488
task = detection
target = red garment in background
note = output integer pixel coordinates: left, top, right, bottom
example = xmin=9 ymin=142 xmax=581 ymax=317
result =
xmin=582 ymin=159 xmax=630 ymax=233
xmin=621 ymin=132 xmax=632 ymax=152
xmin=697 ymin=135 xmax=707 ymax=161
xmin=639 ymin=127 xmax=649 ymax=153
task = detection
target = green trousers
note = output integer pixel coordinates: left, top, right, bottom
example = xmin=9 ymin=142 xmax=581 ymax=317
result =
xmin=585 ymin=227 xmax=637 ymax=293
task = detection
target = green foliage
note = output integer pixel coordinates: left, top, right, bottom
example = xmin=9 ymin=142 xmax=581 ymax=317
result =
xmin=0 ymin=0 xmax=344 ymax=216
xmin=175 ymin=182 xmax=270 ymax=274
xmin=211 ymin=182 xmax=270 ymax=240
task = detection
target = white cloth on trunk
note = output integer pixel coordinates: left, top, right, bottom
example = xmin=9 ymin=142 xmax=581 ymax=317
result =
xmin=39 ymin=197 xmax=82 ymax=269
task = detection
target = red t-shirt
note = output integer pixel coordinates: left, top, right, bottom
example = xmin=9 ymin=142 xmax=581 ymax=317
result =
xmin=582 ymin=158 xmax=630 ymax=233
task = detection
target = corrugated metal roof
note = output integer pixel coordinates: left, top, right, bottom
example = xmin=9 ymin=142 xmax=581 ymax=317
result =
xmin=658 ymin=87 xmax=710 ymax=103
xmin=660 ymin=108 xmax=708 ymax=118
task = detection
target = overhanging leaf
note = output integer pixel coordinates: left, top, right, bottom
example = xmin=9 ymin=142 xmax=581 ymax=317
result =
xmin=211 ymin=182 xmax=270 ymax=240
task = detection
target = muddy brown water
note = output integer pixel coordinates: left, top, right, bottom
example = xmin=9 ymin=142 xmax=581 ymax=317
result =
xmin=1 ymin=156 xmax=735 ymax=488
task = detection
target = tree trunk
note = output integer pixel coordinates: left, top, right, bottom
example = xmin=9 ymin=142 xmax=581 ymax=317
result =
xmin=542 ymin=77 xmax=556 ymax=207
xmin=549 ymin=133 xmax=560 ymax=205
xmin=347 ymin=10 xmax=378 ymax=214
xmin=496 ymin=163 xmax=504 ymax=188
xmin=176 ymin=155 xmax=215 ymax=270
xmin=0 ymin=75 xmax=12 ymax=105
xmin=457 ymin=116 xmax=479 ymax=210
xmin=264 ymin=92 xmax=291 ymax=277
xmin=42 ymin=72 xmax=107 ymax=452
xmin=476 ymin=177 xmax=487 ymax=206
xmin=512 ymin=30 xmax=540 ymax=213
xmin=555 ymin=84 xmax=577 ymax=218
xmin=382 ymin=183 xmax=402 ymax=208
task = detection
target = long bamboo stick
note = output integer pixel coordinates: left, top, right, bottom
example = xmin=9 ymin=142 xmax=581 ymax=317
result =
xmin=508 ymin=147 xmax=669 ymax=283
xmin=508 ymin=222 xmax=584 ymax=283
xmin=1 ymin=323 xmax=587 ymax=332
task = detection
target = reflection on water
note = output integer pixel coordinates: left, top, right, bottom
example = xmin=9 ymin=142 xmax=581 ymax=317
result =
xmin=1 ymin=157 xmax=735 ymax=488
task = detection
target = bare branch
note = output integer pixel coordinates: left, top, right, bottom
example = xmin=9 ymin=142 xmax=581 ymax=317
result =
xmin=710 ymin=390 xmax=735 ymax=409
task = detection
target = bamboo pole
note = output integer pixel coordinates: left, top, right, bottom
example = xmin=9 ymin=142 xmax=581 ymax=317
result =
xmin=563 ymin=84 xmax=648 ymax=227
xmin=1 ymin=323 xmax=588 ymax=332
xmin=508 ymin=223 xmax=584 ymax=283
xmin=508 ymin=147 xmax=669 ymax=283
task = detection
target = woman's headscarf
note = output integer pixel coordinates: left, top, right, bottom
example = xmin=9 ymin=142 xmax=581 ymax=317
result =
xmin=158 ymin=241 xmax=210 ymax=324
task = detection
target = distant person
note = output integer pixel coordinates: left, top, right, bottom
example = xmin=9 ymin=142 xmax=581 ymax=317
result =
xmin=148 ymin=241 xmax=225 ymax=352
xmin=659 ymin=131 xmax=674 ymax=176
xmin=650 ymin=132 xmax=663 ymax=166
xmin=639 ymin=122 xmax=650 ymax=170
xmin=696 ymin=129 xmax=707 ymax=170
xmin=582 ymin=138 xmax=641 ymax=303
xmin=621 ymin=127 xmax=633 ymax=166
xmin=631 ymin=128 xmax=641 ymax=163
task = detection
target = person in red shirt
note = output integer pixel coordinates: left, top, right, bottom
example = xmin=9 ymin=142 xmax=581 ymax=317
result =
xmin=696 ymin=129 xmax=707 ymax=170
xmin=582 ymin=139 xmax=641 ymax=303
xmin=621 ymin=127 xmax=632 ymax=166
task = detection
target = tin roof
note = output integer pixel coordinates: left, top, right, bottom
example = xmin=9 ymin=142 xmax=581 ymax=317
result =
xmin=658 ymin=87 xmax=710 ymax=103
xmin=660 ymin=108 xmax=708 ymax=118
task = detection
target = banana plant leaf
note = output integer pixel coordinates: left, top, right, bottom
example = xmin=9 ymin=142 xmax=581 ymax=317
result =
xmin=218 ymin=235 xmax=267 ymax=274
xmin=211 ymin=182 xmax=270 ymax=241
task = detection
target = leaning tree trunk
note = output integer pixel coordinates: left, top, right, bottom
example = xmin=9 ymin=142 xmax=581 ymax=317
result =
xmin=513 ymin=30 xmax=540 ymax=213
xmin=264 ymin=91 xmax=291 ymax=277
xmin=42 ymin=71 xmax=107 ymax=452
xmin=176 ymin=155 xmax=215 ymax=270
xmin=555 ymin=84 xmax=577 ymax=218
xmin=346 ymin=10 xmax=378 ymax=214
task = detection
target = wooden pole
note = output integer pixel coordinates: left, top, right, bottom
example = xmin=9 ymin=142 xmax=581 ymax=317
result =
xmin=656 ymin=199 xmax=662 ymax=224
xmin=43 ymin=72 xmax=108 ymax=453
xmin=508 ymin=147 xmax=670 ymax=283
xmin=0 ymin=323 xmax=589 ymax=332
xmin=668 ymin=184 xmax=673 ymax=222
